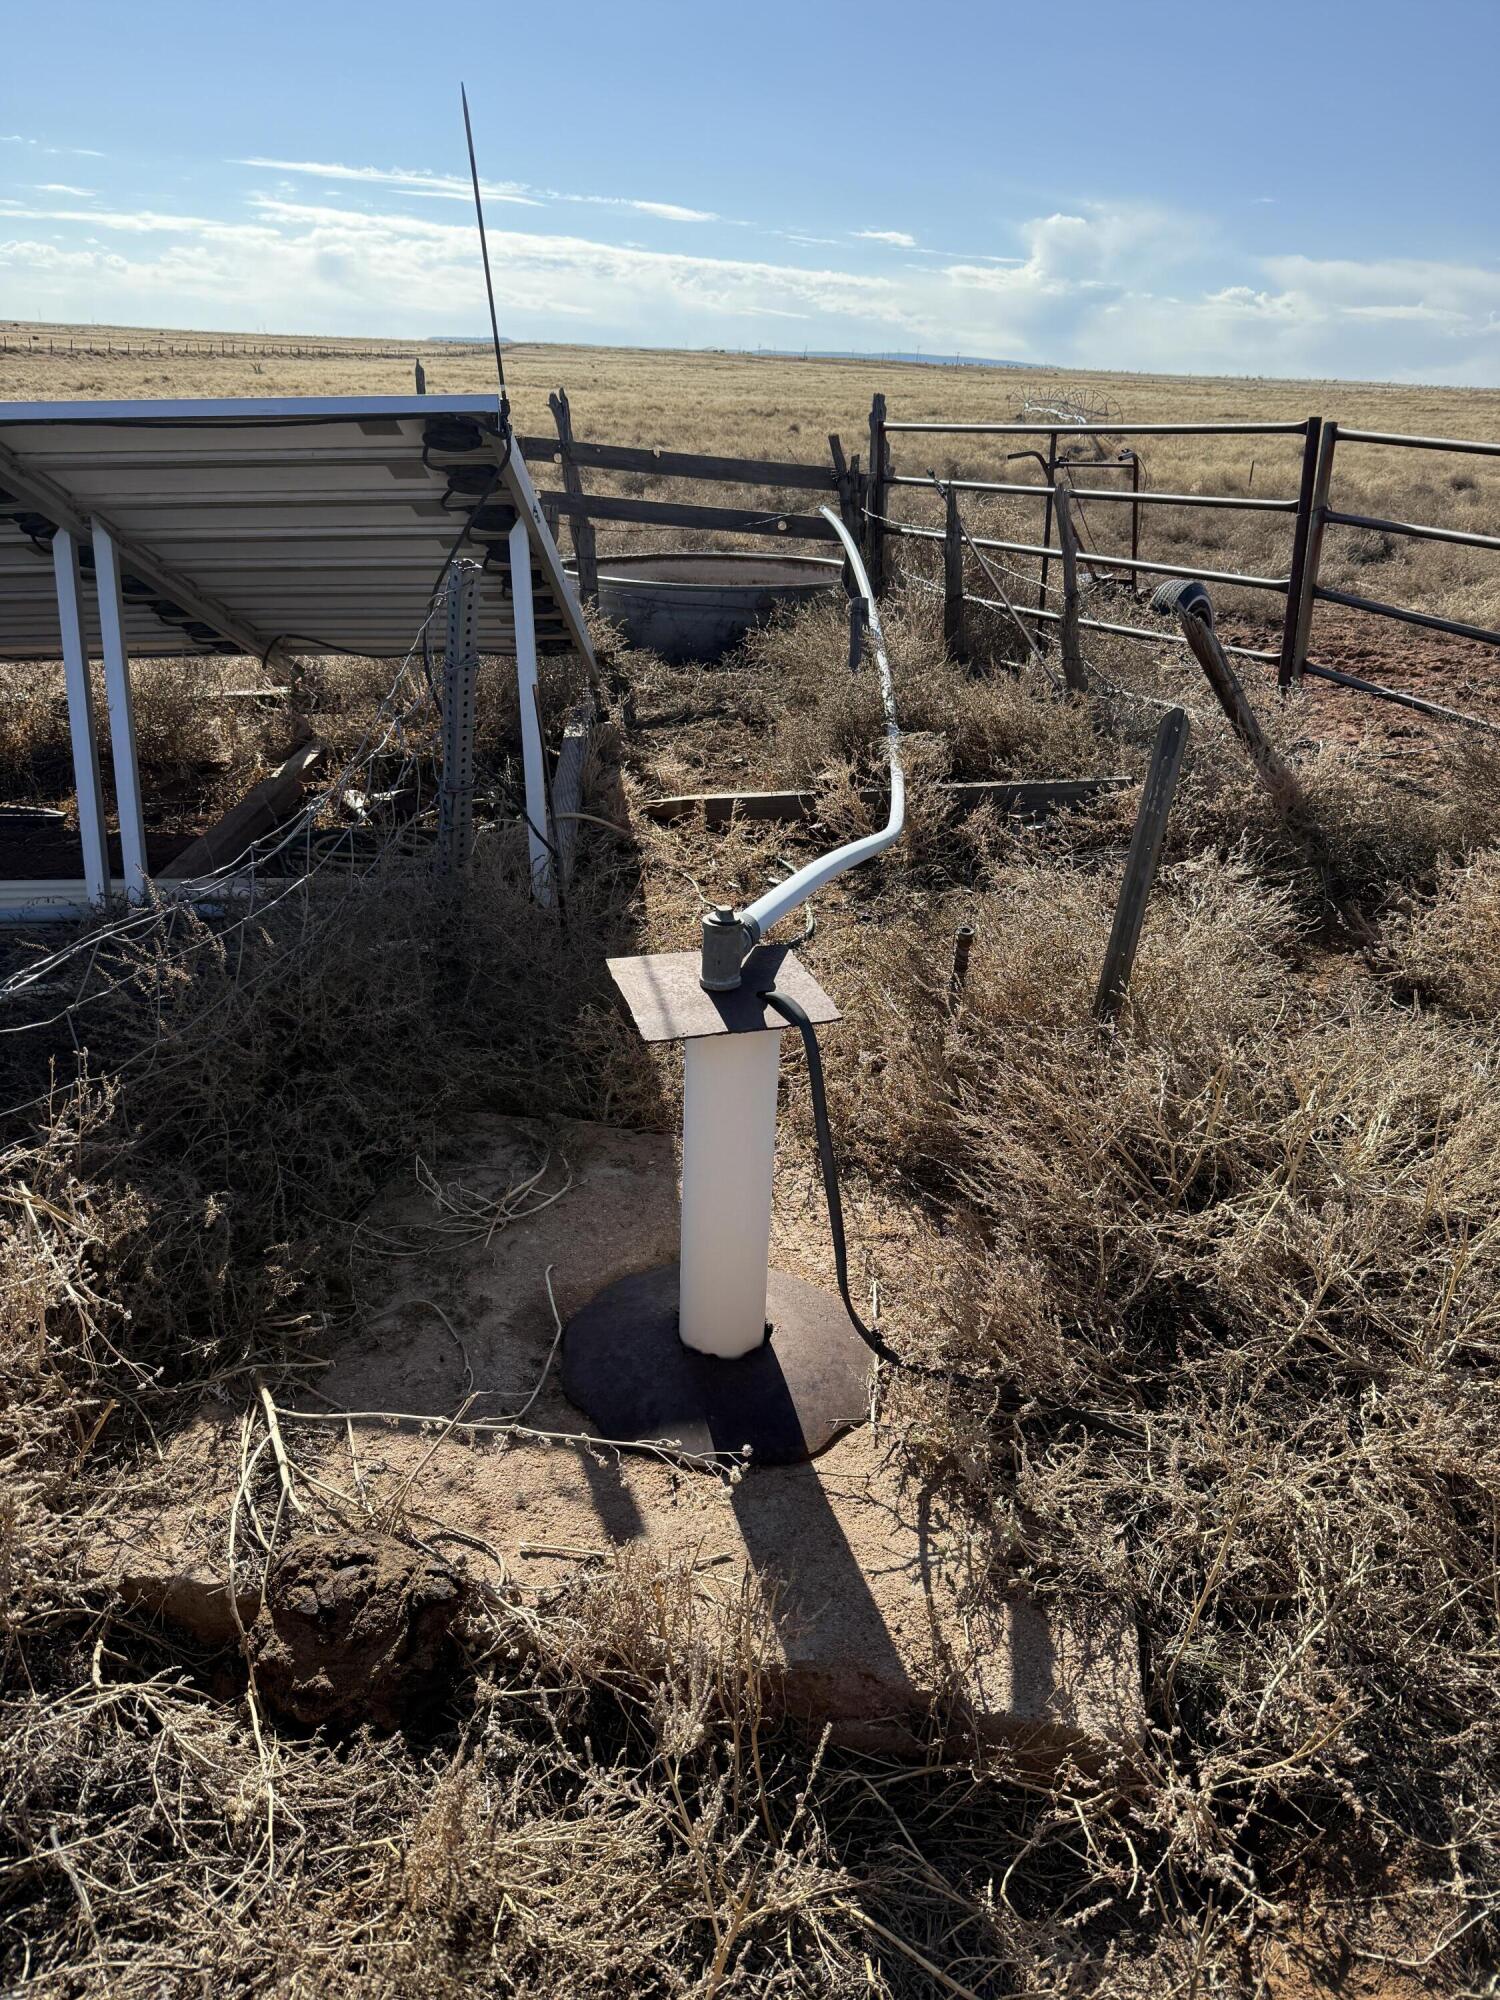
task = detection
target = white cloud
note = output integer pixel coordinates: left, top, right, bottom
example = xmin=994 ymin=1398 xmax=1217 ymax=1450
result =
xmin=1 ymin=135 xmax=105 ymax=157
xmin=563 ymin=194 xmax=718 ymax=223
xmin=855 ymin=229 xmax=917 ymax=248
xmin=32 ymin=183 xmax=96 ymax=198
xmin=236 ymin=157 xmax=539 ymax=205
xmin=236 ymin=156 xmax=718 ymax=223
xmin=2 ymin=182 xmax=1497 ymax=383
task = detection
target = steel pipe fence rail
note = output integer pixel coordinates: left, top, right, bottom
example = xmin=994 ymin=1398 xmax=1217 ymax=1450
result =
xmin=869 ymin=392 xmax=1500 ymax=732
xmin=1334 ymin=428 xmax=1500 ymax=459
xmin=888 ymin=474 xmax=1298 ymax=513
xmin=1321 ymin=509 xmax=1500 ymax=554
xmin=883 ymin=420 xmax=1312 ymax=437
xmin=1311 ymin=584 xmax=1500 ymax=650
xmin=873 ymin=517 xmax=1292 ymax=594
xmin=967 ymin=594 xmax=1280 ymax=663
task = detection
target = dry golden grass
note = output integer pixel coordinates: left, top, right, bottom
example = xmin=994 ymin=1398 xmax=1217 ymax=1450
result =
xmin=3 ymin=326 xmax=1500 ymax=1996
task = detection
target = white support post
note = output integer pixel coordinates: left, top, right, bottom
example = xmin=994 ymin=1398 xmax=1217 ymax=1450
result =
xmin=508 ymin=517 xmax=554 ymax=906
xmin=90 ymin=523 xmax=148 ymax=902
xmin=52 ymin=529 xmax=111 ymax=904
xmin=678 ymin=1029 xmax=784 ymax=1357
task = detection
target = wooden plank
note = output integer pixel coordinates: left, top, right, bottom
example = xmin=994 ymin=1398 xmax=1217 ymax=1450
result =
xmin=539 ymin=492 xmax=841 ymax=540
xmin=550 ymin=698 xmax=595 ymax=889
xmin=518 ymin=437 xmax=835 ymax=490
xmin=548 ymin=389 xmax=598 ymax=602
xmin=866 ymin=393 xmax=888 ymax=595
xmin=160 ymin=739 xmax=325 ymax=880
xmin=1178 ymin=612 xmax=1304 ymax=821
xmin=1093 ymin=708 xmax=1189 ymax=1021
xmin=1054 ymin=482 xmax=1088 ymax=692
xmin=644 ymin=776 xmax=1130 ymax=826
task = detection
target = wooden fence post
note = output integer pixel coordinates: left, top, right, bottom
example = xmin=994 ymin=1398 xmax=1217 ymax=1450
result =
xmin=828 ymin=433 xmax=860 ymax=545
xmin=1054 ymin=481 xmax=1088 ymax=692
xmin=1282 ymin=420 xmax=1336 ymax=688
xmin=866 ymin=392 xmax=889 ymax=596
xmin=1179 ymin=609 xmax=1304 ymax=822
xmin=943 ymin=482 xmax=966 ymax=660
xmin=1038 ymin=430 xmax=1059 ymax=611
xmin=549 ymin=388 xmax=598 ymax=602
xmin=1094 ymin=707 xmax=1189 ymax=1020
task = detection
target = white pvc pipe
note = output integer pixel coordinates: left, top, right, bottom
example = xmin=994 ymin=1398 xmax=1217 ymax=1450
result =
xmin=738 ymin=508 xmax=904 ymax=940
xmin=508 ymin=516 xmax=554 ymax=906
xmin=51 ymin=530 xmax=111 ymax=905
xmin=90 ymin=523 xmax=149 ymax=903
xmin=678 ymin=1029 xmax=783 ymax=1357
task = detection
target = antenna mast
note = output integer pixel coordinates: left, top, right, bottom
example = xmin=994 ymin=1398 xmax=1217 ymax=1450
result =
xmin=460 ymin=82 xmax=509 ymax=416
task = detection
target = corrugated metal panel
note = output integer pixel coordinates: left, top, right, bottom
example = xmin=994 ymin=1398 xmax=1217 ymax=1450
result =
xmin=0 ymin=394 xmax=591 ymax=665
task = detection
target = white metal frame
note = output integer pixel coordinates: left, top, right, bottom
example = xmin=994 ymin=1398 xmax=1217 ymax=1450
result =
xmin=0 ymin=393 xmax=597 ymax=916
xmin=508 ymin=516 xmax=554 ymax=905
xmin=51 ymin=529 xmax=111 ymax=904
xmin=90 ymin=523 xmax=148 ymax=902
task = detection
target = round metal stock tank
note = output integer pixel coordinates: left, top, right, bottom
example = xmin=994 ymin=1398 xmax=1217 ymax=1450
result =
xmin=578 ymin=551 xmax=843 ymax=662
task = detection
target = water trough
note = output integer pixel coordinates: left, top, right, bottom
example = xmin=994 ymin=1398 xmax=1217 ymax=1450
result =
xmin=577 ymin=550 xmax=843 ymax=661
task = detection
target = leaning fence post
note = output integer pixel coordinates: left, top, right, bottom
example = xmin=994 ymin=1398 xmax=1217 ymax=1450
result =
xmin=1278 ymin=417 xmax=1324 ymax=687
xmin=1093 ymin=708 xmax=1189 ymax=1021
xmin=943 ymin=482 xmax=966 ymax=660
xmin=866 ymin=392 xmax=889 ymax=596
xmin=1054 ymin=480 xmax=1088 ymax=692
xmin=436 ymin=561 xmax=482 ymax=878
xmin=549 ymin=387 xmax=598 ymax=603
xmin=1179 ymin=607 xmax=1305 ymax=823
xmin=1283 ymin=420 xmax=1337 ymax=688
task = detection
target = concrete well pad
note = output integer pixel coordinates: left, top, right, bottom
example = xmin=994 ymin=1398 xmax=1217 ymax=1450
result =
xmin=89 ymin=1114 xmax=1143 ymax=1758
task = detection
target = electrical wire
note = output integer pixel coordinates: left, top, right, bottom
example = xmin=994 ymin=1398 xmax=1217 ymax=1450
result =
xmin=761 ymin=987 xmax=1138 ymax=1438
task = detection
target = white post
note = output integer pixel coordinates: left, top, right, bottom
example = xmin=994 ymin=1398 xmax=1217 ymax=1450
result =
xmin=508 ymin=517 xmax=553 ymax=906
xmin=678 ymin=1029 xmax=783 ymax=1357
xmin=90 ymin=523 xmax=148 ymax=902
xmin=52 ymin=529 xmax=111 ymax=904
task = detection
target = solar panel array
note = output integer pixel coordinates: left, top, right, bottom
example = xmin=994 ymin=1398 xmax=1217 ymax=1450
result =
xmin=0 ymin=395 xmax=591 ymax=664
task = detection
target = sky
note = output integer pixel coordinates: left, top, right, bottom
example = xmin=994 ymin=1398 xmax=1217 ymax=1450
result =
xmin=2 ymin=0 xmax=1498 ymax=385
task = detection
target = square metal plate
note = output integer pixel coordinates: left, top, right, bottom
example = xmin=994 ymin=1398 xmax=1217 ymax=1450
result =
xmin=606 ymin=945 xmax=840 ymax=1045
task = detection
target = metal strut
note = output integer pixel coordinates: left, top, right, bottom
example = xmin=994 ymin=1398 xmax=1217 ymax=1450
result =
xmin=436 ymin=560 xmax=482 ymax=877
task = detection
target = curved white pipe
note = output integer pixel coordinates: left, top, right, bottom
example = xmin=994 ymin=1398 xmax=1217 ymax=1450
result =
xmin=738 ymin=507 xmax=905 ymax=940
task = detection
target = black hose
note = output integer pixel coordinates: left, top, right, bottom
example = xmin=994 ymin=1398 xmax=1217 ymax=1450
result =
xmin=760 ymin=989 xmax=1140 ymax=1437
xmin=761 ymin=987 xmax=966 ymax=1383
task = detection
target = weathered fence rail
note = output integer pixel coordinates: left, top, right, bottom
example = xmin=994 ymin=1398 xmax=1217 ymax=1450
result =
xmin=514 ymin=401 xmax=846 ymax=586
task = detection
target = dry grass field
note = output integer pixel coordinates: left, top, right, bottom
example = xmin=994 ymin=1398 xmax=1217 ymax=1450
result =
xmin=2 ymin=326 xmax=1500 ymax=1997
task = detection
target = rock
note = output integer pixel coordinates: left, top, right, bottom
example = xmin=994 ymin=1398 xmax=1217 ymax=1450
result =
xmin=246 ymin=1534 xmax=465 ymax=1732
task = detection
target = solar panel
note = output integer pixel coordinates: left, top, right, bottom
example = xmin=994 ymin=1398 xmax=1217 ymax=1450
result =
xmin=0 ymin=394 xmax=592 ymax=664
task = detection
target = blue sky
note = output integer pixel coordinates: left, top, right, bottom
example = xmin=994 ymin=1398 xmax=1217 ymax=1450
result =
xmin=2 ymin=0 xmax=1498 ymax=383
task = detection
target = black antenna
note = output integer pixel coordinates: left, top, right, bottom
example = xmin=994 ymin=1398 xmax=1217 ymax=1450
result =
xmin=461 ymin=82 xmax=508 ymax=414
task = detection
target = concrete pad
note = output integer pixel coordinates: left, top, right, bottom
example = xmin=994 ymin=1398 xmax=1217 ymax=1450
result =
xmin=89 ymin=1115 xmax=1142 ymax=1758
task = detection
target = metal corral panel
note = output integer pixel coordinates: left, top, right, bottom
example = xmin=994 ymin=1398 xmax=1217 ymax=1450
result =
xmin=0 ymin=394 xmax=592 ymax=665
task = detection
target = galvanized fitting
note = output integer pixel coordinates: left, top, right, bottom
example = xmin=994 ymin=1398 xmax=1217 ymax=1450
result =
xmin=699 ymin=906 xmax=756 ymax=992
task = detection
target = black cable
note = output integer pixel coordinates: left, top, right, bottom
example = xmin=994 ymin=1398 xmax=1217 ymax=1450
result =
xmin=761 ymin=987 xmax=956 ymax=1381
xmin=762 ymin=987 xmax=1144 ymax=1437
